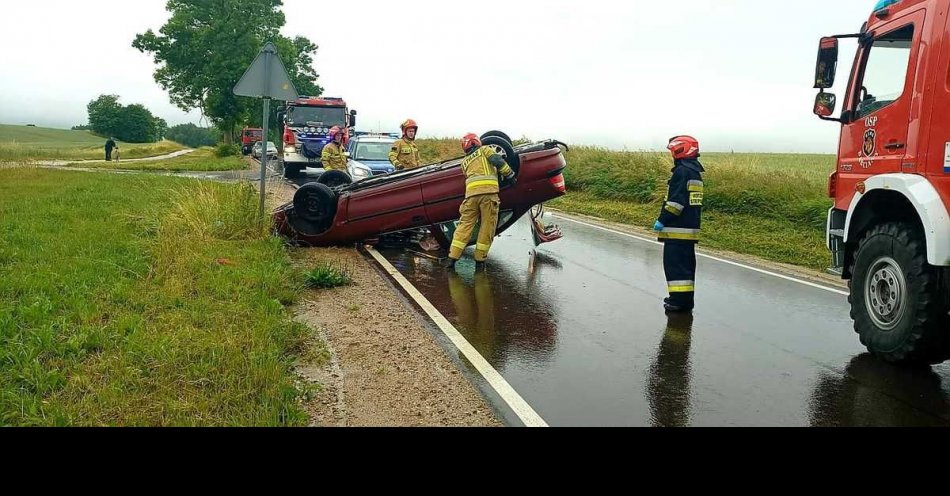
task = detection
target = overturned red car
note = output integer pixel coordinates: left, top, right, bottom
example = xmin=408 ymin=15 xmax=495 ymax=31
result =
xmin=273 ymin=132 xmax=568 ymax=248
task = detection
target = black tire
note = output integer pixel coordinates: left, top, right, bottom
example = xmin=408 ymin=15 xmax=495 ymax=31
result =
xmin=480 ymin=135 xmax=521 ymax=175
xmin=283 ymin=164 xmax=302 ymax=178
xmin=293 ymin=182 xmax=338 ymax=226
xmin=849 ymin=222 xmax=950 ymax=364
xmin=318 ymin=169 xmax=353 ymax=188
xmin=480 ymin=130 xmax=513 ymax=144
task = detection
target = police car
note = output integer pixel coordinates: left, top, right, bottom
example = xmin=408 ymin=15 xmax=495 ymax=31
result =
xmin=345 ymin=133 xmax=400 ymax=180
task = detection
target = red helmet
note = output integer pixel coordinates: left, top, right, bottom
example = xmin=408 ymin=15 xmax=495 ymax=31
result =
xmin=400 ymin=119 xmax=418 ymax=132
xmin=667 ymin=135 xmax=700 ymax=159
xmin=461 ymin=133 xmax=481 ymax=153
xmin=328 ymin=126 xmax=342 ymax=141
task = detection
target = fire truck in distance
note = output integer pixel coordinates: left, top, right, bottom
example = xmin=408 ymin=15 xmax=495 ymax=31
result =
xmin=277 ymin=96 xmax=357 ymax=177
xmin=240 ymin=127 xmax=263 ymax=156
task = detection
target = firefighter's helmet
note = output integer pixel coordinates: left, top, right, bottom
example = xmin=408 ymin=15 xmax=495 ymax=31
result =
xmin=461 ymin=133 xmax=481 ymax=154
xmin=667 ymin=135 xmax=700 ymax=159
xmin=400 ymin=119 xmax=418 ymax=133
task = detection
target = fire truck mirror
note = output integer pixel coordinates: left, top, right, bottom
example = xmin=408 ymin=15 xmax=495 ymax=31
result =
xmin=815 ymin=37 xmax=839 ymax=89
xmin=814 ymin=92 xmax=837 ymax=118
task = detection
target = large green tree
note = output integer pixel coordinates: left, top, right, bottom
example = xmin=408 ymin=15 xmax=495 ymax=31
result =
xmin=132 ymin=0 xmax=322 ymax=141
xmin=87 ymin=95 xmax=166 ymax=143
xmin=86 ymin=95 xmax=123 ymax=137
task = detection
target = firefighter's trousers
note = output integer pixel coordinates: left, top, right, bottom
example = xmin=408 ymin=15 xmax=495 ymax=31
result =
xmin=449 ymin=194 xmax=500 ymax=262
xmin=663 ymin=240 xmax=697 ymax=309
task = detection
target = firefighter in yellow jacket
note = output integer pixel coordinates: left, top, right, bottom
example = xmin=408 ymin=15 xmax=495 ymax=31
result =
xmin=444 ymin=133 xmax=516 ymax=269
xmin=320 ymin=126 xmax=348 ymax=172
xmin=389 ymin=119 xmax=421 ymax=171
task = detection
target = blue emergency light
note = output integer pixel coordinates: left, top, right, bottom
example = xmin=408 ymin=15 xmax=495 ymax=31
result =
xmin=873 ymin=0 xmax=900 ymax=12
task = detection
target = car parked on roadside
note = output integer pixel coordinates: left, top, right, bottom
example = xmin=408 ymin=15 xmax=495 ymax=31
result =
xmin=346 ymin=133 xmax=399 ymax=178
xmin=252 ymin=141 xmax=278 ymax=160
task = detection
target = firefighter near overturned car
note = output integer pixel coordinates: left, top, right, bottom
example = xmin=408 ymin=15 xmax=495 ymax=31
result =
xmin=273 ymin=131 xmax=567 ymax=255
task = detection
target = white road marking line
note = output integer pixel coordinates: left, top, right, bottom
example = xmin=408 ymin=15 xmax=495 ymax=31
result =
xmin=550 ymin=214 xmax=850 ymax=297
xmin=366 ymin=247 xmax=549 ymax=427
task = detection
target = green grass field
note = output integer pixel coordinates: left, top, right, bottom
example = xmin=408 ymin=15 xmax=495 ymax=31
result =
xmin=0 ymin=169 xmax=318 ymax=426
xmin=0 ymin=124 xmax=185 ymax=161
xmin=416 ymin=138 xmax=836 ymax=270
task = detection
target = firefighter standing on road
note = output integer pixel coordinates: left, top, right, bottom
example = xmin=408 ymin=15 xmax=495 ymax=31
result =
xmin=321 ymin=126 xmax=348 ymax=171
xmin=654 ymin=135 xmax=705 ymax=313
xmin=389 ymin=119 xmax=421 ymax=171
xmin=444 ymin=134 xmax=516 ymax=270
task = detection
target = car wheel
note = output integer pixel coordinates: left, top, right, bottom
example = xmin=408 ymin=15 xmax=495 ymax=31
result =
xmin=480 ymin=130 xmax=514 ymax=144
xmin=293 ymin=182 xmax=338 ymax=227
xmin=318 ymin=170 xmax=353 ymax=188
xmin=480 ymin=135 xmax=520 ymax=175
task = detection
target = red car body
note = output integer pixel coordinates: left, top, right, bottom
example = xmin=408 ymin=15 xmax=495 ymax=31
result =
xmin=274 ymin=140 xmax=568 ymax=246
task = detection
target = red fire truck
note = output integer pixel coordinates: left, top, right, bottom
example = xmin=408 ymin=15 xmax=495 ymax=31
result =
xmin=240 ymin=127 xmax=263 ymax=156
xmin=814 ymin=0 xmax=950 ymax=363
xmin=278 ymin=96 xmax=357 ymax=177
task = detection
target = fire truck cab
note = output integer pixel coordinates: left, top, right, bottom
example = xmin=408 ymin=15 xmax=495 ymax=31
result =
xmin=815 ymin=0 xmax=950 ymax=364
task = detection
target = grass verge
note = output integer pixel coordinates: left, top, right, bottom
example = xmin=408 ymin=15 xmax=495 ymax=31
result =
xmin=0 ymin=168 xmax=313 ymax=426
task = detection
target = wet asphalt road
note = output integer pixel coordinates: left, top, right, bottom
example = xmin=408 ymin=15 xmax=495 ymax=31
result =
xmin=378 ymin=214 xmax=950 ymax=427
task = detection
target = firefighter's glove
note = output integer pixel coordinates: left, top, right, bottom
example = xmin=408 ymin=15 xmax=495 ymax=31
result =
xmin=653 ymin=221 xmax=664 ymax=232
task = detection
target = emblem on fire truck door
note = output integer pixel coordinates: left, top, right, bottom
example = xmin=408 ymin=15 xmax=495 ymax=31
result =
xmin=862 ymin=129 xmax=877 ymax=157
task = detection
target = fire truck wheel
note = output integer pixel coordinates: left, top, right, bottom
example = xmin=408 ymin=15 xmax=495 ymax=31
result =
xmin=480 ymin=130 xmax=514 ymax=144
xmin=293 ymin=182 xmax=337 ymax=226
xmin=317 ymin=170 xmax=353 ymax=188
xmin=480 ymin=135 xmax=520 ymax=175
xmin=850 ymin=222 xmax=950 ymax=365
xmin=283 ymin=164 xmax=303 ymax=178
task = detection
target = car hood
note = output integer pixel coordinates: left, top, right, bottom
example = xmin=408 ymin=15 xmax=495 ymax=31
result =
xmin=351 ymin=159 xmax=395 ymax=173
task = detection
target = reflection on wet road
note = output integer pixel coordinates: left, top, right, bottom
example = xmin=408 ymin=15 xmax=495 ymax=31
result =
xmin=380 ymin=214 xmax=950 ymax=426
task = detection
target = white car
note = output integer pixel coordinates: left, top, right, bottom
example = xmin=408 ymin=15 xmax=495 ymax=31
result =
xmin=316 ymin=135 xmax=398 ymax=183
xmin=346 ymin=155 xmax=374 ymax=182
xmin=317 ymin=151 xmax=374 ymax=184
xmin=252 ymin=141 xmax=278 ymax=159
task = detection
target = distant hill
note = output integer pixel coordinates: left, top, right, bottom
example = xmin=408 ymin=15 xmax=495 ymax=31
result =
xmin=0 ymin=124 xmax=112 ymax=146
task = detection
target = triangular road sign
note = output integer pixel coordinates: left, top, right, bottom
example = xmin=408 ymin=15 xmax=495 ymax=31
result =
xmin=234 ymin=42 xmax=299 ymax=100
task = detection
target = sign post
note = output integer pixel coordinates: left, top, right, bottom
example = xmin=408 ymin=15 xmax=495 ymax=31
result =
xmin=234 ymin=42 xmax=300 ymax=221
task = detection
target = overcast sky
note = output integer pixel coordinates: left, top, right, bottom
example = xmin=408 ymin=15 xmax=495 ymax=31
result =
xmin=0 ymin=0 xmax=873 ymax=152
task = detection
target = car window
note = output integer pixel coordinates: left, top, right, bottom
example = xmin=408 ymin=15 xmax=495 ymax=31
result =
xmin=855 ymin=25 xmax=914 ymax=118
xmin=354 ymin=142 xmax=394 ymax=161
